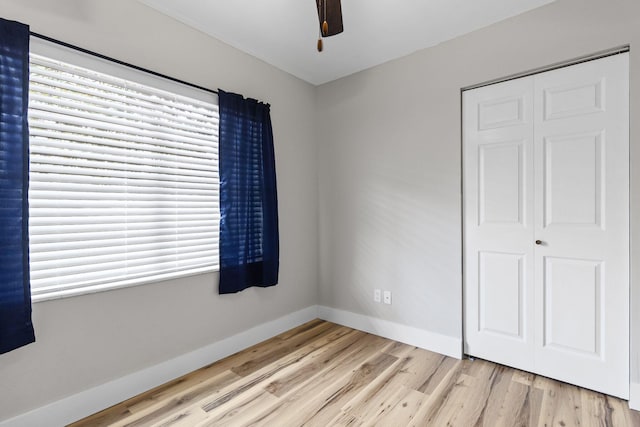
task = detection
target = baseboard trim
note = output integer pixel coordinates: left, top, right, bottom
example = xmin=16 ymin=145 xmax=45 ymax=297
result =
xmin=0 ymin=306 xmax=319 ymax=427
xmin=317 ymin=306 xmax=462 ymax=359
xmin=630 ymin=382 xmax=640 ymax=411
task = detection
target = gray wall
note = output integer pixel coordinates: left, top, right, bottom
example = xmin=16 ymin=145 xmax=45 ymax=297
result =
xmin=316 ymin=0 xmax=640 ymax=380
xmin=2 ymin=0 xmax=640 ymax=422
xmin=0 ymin=0 xmax=318 ymax=421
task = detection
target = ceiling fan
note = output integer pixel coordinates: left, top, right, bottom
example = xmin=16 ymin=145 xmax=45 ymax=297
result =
xmin=315 ymin=0 xmax=343 ymax=52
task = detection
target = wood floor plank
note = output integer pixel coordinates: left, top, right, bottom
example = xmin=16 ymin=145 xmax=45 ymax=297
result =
xmin=475 ymin=364 xmax=517 ymax=427
xmin=359 ymin=386 xmax=426 ymax=426
xmin=194 ymin=388 xmax=279 ymax=426
xmin=579 ymin=389 xmax=612 ymax=427
xmin=69 ymin=404 xmax=133 ymax=427
xmin=406 ymin=358 xmax=468 ymax=426
xmin=425 ymin=359 xmax=500 ymax=426
xmin=299 ymin=351 xmax=399 ymax=426
xmin=524 ymin=377 xmax=546 ymax=427
xmin=513 ymin=370 xmax=536 ymax=387
xmin=150 ymin=406 xmax=209 ymax=427
xmin=606 ymin=395 xmax=640 ymax=426
xmin=536 ymin=380 xmax=583 ymax=427
xmin=339 ymin=346 xmax=438 ymax=420
xmin=264 ymin=328 xmax=367 ymax=397
xmin=197 ymin=327 xmax=362 ymax=414
xmin=239 ymin=334 xmax=394 ymax=426
xmin=71 ymin=320 xmax=640 ymax=427
xmin=275 ymin=318 xmax=327 ymax=340
xmin=111 ymin=370 xmax=241 ymax=427
xmin=416 ymin=355 xmax=461 ymax=395
xmin=327 ymin=412 xmax=362 ymax=427
xmin=382 ymin=341 xmax=415 ymax=358
xmin=229 ymin=320 xmax=340 ymax=377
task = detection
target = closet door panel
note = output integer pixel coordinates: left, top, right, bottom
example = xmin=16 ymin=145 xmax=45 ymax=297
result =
xmin=463 ymin=77 xmax=535 ymax=371
xmin=533 ymin=53 xmax=629 ymax=399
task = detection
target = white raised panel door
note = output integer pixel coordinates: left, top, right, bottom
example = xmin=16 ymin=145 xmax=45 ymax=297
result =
xmin=533 ymin=53 xmax=629 ymax=398
xmin=463 ymin=53 xmax=629 ymax=399
xmin=463 ymin=77 xmax=535 ymax=371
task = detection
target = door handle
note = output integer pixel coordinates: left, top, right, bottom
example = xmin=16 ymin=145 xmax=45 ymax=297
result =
xmin=535 ymin=240 xmax=543 ymax=245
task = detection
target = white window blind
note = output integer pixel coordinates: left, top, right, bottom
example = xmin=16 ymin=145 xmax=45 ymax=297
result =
xmin=28 ymin=53 xmax=220 ymax=300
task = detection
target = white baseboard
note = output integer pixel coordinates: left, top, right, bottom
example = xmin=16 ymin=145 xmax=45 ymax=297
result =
xmin=317 ymin=306 xmax=462 ymax=359
xmin=630 ymin=382 xmax=640 ymax=411
xmin=0 ymin=306 xmax=319 ymax=427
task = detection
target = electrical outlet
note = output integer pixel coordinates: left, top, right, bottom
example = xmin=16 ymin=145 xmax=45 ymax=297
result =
xmin=374 ymin=289 xmax=381 ymax=303
xmin=383 ymin=290 xmax=392 ymax=305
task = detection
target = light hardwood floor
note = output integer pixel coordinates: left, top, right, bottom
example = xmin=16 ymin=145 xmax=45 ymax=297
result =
xmin=70 ymin=320 xmax=640 ymax=427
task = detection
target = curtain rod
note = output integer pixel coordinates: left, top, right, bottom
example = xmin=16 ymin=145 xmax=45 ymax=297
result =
xmin=30 ymin=32 xmax=218 ymax=96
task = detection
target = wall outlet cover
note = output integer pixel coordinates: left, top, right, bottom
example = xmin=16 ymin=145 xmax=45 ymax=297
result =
xmin=374 ymin=289 xmax=381 ymax=303
xmin=383 ymin=291 xmax=392 ymax=305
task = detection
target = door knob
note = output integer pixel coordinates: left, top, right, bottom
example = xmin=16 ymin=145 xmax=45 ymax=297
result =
xmin=535 ymin=240 xmax=542 ymax=245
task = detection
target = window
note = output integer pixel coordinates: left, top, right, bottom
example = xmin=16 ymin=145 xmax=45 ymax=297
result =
xmin=28 ymin=39 xmax=219 ymax=301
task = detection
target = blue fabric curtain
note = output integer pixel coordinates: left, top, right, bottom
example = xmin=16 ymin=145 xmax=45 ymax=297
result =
xmin=0 ymin=18 xmax=35 ymax=354
xmin=218 ymin=89 xmax=279 ymax=294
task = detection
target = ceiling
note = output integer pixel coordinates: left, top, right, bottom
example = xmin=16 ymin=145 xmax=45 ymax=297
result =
xmin=140 ymin=0 xmax=556 ymax=86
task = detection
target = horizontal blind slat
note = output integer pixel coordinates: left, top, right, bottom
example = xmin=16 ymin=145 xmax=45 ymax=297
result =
xmin=32 ymin=232 xmax=219 ymax=252
xmin=30 ymin=161 xmax=218 ymax=183
xmin=30 ymin=181 xmax=218 ymax=197
xmin=29 ymin=121 xmax=218 ymax=155
xmin=30 ymin=55 xmax=219 ymax=111
xmin=30 ymin=140 xmax=218 ymax=174
xmin=30 ymin=135 xmax=218 ymax=165
xmin=30 ymin=200 xmax=219 ymax=210
xmin=29 ymin=221 xmax=218 ymax=237
xmin=28 ymin=52 xmax=220 ymax=296
xmin=30 ymin=172 xmax=219 ymax=191
xmin=30 ymin=214 xmax=219 ymax=225
xmin=31 ymin=249 xmax=219 ymax=276
xmin=29 ymin=109 xmax=216 ymax=148
xmin=31 ymin=240 xmax=219 ymax=263
xmin=29 ymin=85 xmax=218 ymax=133
xmin=29 ymin=94 xmax=218 ymax=138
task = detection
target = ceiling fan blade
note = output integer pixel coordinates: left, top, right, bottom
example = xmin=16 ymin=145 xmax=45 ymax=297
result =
xmin=316 ymin=0 xmax=343 ymax=37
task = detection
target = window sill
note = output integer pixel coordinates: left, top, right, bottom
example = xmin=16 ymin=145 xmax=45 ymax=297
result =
xmin=31 ymin=267 xmax=219 ymax=303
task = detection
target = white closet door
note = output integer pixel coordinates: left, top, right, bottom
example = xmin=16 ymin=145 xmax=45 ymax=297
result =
xmin=463 ymin=53 xmax=629 ymax=399
xmin=463 ymin=77 xmax=535 ymax=371
xmin=533 ymin=53 xmax=629 ymax=398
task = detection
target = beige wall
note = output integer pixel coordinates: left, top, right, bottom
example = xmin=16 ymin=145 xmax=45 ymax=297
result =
xmin=317 ymin=0 xmax=640 ymax=381
xmin=0 ymin=0 xmax=318 ymax=421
